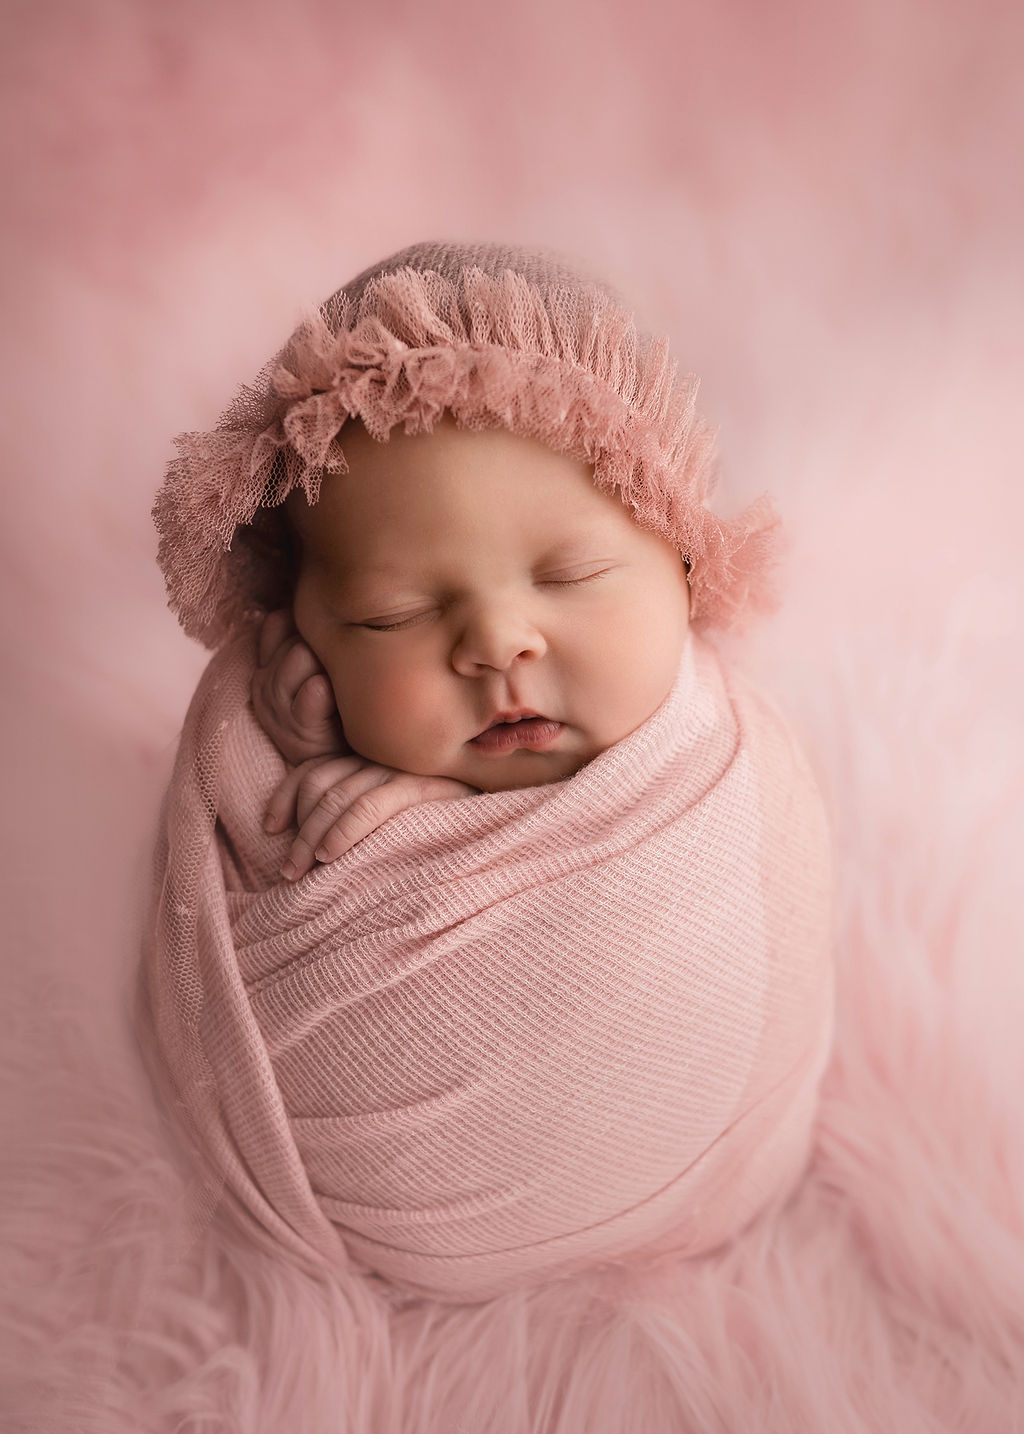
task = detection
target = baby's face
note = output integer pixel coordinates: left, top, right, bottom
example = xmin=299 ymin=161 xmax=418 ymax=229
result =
xmin=288 ymin=418 xmax=691 ymax=793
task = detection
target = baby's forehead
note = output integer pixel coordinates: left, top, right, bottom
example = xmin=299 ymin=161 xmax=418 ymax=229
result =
xmin=283 ymin=422 xmax=645 ymax=560
xmin=287 ymin=485 xmax=627 ymax=569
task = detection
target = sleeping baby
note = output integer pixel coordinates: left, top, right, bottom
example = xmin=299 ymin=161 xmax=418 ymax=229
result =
xmin=137 ymin=241 xmax=835 ymax=1304
xmin=252 ymin=410 xmax=693 ymax=882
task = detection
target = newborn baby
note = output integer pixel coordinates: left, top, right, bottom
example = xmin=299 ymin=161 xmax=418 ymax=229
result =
xmin=254 ymin=414 xmax=694 ymax=881
xmin=138 ymin=241 xmax=835 ymax=1303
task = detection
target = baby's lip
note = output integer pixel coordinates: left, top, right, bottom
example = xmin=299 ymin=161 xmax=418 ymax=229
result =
xmin=474 ymin=708 xmax=544 ymax=738
xmin=469 ymin=711 xmax=563 ymax=754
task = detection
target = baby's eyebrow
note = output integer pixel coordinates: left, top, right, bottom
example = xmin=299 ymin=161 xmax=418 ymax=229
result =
xmin=533 ymin=539 xmax=617 ymax=566
xmin=313 ymin=535 xmax=619 ymax=604
xmin=316 ymin=554 xmax=419 ymax=587
xmin=346 ymin=545 xmax=608 ymax=584
xmin=533 ymin=539 xmax=613 ymax=562
xmin=321 ymin=567 xmax=433 ymax=615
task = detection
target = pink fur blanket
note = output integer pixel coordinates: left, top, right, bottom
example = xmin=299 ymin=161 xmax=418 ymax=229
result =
xmin=5 ymin=7 xmax=1024 ymax=1428
xmin=136 ymin=625 xmax=834 ymax=1303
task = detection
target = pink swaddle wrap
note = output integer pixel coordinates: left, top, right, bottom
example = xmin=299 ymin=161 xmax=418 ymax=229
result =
xmin=137 ymin=622 xmax=834 ymax=1303
xmin=139 ymin=240 xmax=834 ymax=1303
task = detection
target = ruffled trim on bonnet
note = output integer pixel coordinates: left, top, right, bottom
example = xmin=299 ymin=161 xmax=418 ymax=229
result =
xmin=154 ymin=263 xmax=781 ymax=648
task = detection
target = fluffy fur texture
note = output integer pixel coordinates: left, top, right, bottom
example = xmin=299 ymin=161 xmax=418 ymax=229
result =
xmin=153 ymin=244 xmax=782 ymax=649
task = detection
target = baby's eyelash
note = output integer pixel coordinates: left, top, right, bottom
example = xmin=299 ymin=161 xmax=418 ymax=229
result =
xmin=538 ymin=569 xmax=610 ymax=588
xmin=360 ymin=612 xmax=434 ymax=632
xmin=358 ymin=571 xmax=610 ymax=628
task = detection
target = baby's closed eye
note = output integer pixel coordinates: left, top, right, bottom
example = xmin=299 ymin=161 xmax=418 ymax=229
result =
xmin=352 ymin=567 xmax=616 ymax=631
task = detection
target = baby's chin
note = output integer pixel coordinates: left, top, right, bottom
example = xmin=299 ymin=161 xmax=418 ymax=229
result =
xmin=350 ymin=744 xmax=595 ymax=794
xmin=450 ymin=741 xmax=601 ymax=793
xmin=344 ymin=716 xmax=607 ymax=792
xmin=464 ymin=762 xmax=585 ymax=794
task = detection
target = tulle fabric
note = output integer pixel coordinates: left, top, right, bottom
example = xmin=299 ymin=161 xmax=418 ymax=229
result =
xmin=153 ymin=246 xmax=781 ymax=649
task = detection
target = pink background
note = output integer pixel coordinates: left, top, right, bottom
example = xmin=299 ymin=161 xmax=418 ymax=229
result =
xmin=2 ymin=0 xmax=1021 ymax=1136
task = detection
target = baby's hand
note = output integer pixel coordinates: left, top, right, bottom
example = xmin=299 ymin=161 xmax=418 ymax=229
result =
xmin=252 ymin=609 xmax=348 ymax=765
xmin=264 ymin=755 xmax=477 ymax=881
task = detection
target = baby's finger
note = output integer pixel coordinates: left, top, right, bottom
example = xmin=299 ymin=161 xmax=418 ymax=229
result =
xmin=258 ymin=608 xmax=296 ymax=668
xmin=264 ymin=755 xmax=361 ymax=835
xmin=262 ymin=756 xmax=315 ymax=835
xmin=283 ymin=767 xmax=394 ymax=878
xmin=294 ymin=757 xmax=377 ymax=828
xmin=271 ymin=636 xmax=324 ymax=711
xmin=292 ymin=672 xmax=338 ymax=729
xmin=312 ymin=779 xmax=428 ymax=864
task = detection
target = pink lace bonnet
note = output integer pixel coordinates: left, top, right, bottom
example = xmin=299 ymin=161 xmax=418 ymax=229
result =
xmin=154 ymin=241 xmax=781 ymax=647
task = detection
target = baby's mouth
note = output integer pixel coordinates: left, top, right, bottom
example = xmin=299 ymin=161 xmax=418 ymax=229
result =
xmin=469 ymin=712 xmax=563 ymax=754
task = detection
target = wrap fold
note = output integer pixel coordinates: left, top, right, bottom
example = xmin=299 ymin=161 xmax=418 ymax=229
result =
xmin=137 ymin=628 xmax=834 ymax=1302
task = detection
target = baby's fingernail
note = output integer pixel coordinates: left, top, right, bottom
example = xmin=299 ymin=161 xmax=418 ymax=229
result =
xmin=314 ymin=846 xmax=331 ymax=863
xmin=264 ymin=813 xmax=280 ymax=832
xmin=281 ymin=860 xmax=299 ymax=881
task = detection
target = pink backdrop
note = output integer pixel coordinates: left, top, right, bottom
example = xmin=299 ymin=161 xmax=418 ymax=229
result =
xmin=1 ymin=0 xmax=1022 ymax=1424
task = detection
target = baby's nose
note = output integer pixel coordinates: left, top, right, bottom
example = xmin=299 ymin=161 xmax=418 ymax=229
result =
xmin=450 ymin=607 xmax=547 ymax=675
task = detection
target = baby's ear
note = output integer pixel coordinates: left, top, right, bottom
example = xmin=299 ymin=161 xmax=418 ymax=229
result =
xmin=680 ymin=556 xmax=693 ymax=621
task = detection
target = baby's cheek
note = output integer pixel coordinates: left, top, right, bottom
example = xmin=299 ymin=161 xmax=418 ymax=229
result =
xmin=577 ymin=620 xmax=680 ymax=745
xmin=337 ymin=664 xmax=454 ymax=772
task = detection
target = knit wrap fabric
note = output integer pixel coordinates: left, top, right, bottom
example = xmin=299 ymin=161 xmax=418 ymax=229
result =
xmin=153 ymin=241 xmax=781 ymax=649
xmin=136 ymin=626 xmax=834 ymax=1303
